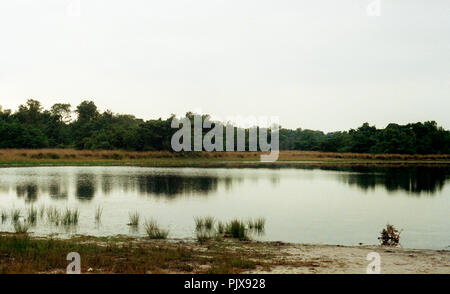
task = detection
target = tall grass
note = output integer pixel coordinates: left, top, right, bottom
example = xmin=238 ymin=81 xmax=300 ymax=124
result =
xmin=95 ymin=206 xmax=103 ymax=223
xmin=128 ymin=211 xmax=140 ymax=227
xmin=143 ymin=219 xmax=169 ymax=239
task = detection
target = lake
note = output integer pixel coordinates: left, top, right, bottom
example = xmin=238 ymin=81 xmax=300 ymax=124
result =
xmin=0 ymin=166 xmax=449 ymax=249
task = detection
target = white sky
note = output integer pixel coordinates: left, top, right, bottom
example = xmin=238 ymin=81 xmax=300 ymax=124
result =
xmin=0 ymin=0 xmax=448 ymax=132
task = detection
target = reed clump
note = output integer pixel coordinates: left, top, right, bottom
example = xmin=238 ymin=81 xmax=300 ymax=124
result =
xmin=1 ymin=210 xmax=8 ymax=223
xmin=128 ymin=211 xmax=140 ymax=227
xmin=194 ymin=217 xmax=254 ymax=242
xmin=62 ymin=208 xmax=80 ymax=226
xmin=10 ymin=208 xmax=21 ymax=223
xmin=247 ymin=217 xmax=266 ymax=233
xmin=13 ymin=220 xmax=30 ymax=234
xmin=46 ymin=206 xmax=61 ymax=225
xmin=143 ymin=219 xmax=169 ymax=239
xmin=26 ymin=206 xmax=38 ymax=225
xmin=225 ymin=220 xmax=248 ymax=240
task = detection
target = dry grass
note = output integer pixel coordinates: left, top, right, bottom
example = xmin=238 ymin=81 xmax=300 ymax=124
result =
xmin=0 ymin=149 xmax=448 ymax=164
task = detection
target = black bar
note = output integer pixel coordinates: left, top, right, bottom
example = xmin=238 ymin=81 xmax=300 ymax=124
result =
xmin=0 ymin=274 xmax=447 ymax=292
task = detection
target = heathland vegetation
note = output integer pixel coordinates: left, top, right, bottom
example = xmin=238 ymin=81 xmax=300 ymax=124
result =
xmin=0 ymin=99 xmax=449 ymax=154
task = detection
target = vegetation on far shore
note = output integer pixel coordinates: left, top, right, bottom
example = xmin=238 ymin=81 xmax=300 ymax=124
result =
xmin=0 ymin=149 xmax=449 ymax=169
xmin=1 ymin=99 xmax=449 ymax=154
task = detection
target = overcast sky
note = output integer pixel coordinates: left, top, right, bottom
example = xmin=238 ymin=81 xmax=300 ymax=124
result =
xmin=0 ymin=0 xmax=448 ymax=132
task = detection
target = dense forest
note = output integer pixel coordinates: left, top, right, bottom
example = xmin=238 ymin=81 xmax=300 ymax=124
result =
xmin=0 ymin=99 xmax=449 ymax=154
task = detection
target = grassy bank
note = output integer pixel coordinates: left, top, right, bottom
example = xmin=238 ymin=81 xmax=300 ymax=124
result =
xmin=0 ymin=233 xmax=270 ymax=274
xmin=0 ymin=233 xmax=448 ymax=274
xmin=0 ymin=149 xmax=449 ymax=168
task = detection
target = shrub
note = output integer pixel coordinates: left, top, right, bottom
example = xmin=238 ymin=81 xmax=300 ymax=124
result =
xmin=378 ymin=224 xmax=402 ymax=246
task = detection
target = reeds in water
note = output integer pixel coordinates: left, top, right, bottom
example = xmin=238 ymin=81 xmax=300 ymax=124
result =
xmin=95 ymin=206 xmax=103 ymax=223
xmin=225 ymin=220 xmax=248 ymax=240
xmin=62 ymin=208 xmax=80 ymax=226
xmin=1 ymin=210 xmax=8 ymax=223
xmin=13 ymin=220 xmax=30 ymax=234
xmin=143 ymin=219 xmax=169 ymax=239
xmin=38 ymin=205 xmax=46 ymax=219
xmin=10 ymin=208 xmax=21 ymax=223
xmin=247 ymin=217 xmax=266 ymax=233
xmin=194 ymin=216 xmax=215 ymax=230
xmin=26 ymin=206 xmax=38 ymax=225
xmin=128 ymin=211 xmax=140 ymax=227
xmin=46 ymin=206 xmax=61 ymax=225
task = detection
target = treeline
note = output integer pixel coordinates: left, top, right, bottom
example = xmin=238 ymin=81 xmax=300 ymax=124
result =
xmin=0 ymin=99 xmax=449 ymax=154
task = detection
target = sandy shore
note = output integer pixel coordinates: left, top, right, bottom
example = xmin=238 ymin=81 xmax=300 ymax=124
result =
xmin=243 ymin=243 xmax=450 ymax=274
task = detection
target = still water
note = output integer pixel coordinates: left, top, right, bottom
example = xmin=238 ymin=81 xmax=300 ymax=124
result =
xmin=0 ymin=166 xmax=449 ymax=249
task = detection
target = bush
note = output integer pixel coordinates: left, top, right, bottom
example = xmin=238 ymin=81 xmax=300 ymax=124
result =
xmin=378 ymin=224 xmax=401 ymax=246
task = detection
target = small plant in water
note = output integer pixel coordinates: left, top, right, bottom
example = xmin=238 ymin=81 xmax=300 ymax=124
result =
xmin=216 ymin=221 xmax=225 ymax=235
xmin=10 ymin=208 xmax=21 ymax=223
xmin=144 ymin=219 xmax=169 ymax=239
xmin=204 ymin=216 xmax=215 ymax=230
xmin=38 ymin=205 xmax=46 ymax=219
xmin=194 ymin=217 xmax=204 ymax=230
xmin=226 ymin=219 xmax=248 ymax=240
xmin=46 ymin=206 xmax=61 ymax=225
xmin=1 ymin=210 xmax=8 ymax=223
xmin=378 ymin=224 xmax=402 ymax=246
xmin=196 ymin=229 xmax=216 ymax=244
xmin=95 ymin=205 xmax=103 ymax=223
xmin=26 ymin=206 xmax=38 ymax=225
xmin=13 ymin=220 xmax=30 ymax=234
xmin=194 ymin=216 xmax=215 ymax=230
xmin=128 ymin=211 xmax=140 ymax=227
xmin=62 ymin=208 xmax=80 ymax=226
xmin=247 ymin=217 xmax=266 ymax=233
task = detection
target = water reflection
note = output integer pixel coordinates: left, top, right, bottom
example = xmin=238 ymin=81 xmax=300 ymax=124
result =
xmin=1 ymin=166 xmax=449 ymax=202
xmin=326 ymin=166 xmax=449 ymax=195
xmin=16 ymin=183 xmax=38 ymax=202
xmin=137 ymin=175 xmax=218 ymax=198
xmin=76 ymin=174 xmax=96 ymax=201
